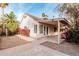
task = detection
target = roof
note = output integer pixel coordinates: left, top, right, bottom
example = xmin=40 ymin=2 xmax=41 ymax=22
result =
xmin=23 ymin=13 xmax=42 ymax=22
xmin=39 ymin=20 xmax=57 ymax=26
xmin=23 ymin=13 xmax=69 ymax=26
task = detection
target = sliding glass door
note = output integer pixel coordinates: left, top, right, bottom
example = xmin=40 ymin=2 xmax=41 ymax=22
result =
xmin=44 ymin=26 xmax=48 ymax=35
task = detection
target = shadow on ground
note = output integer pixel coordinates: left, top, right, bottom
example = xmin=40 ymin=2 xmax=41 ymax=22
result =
xmin=40 ymin=41 xmax=79 ymax=56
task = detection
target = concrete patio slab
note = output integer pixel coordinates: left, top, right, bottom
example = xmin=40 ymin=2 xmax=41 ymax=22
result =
xmin=41 ymin=41 xmax=79 ymax=56
xmin=0 ymin=41 xmax=68 ymax=56
xmin=0 ymin=35 xmax=69 ymax=56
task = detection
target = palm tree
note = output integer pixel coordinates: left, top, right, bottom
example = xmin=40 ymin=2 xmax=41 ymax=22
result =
xmin=0 ymin=3 xmax=8 ymax=36
xmin=5 ymin=11 xmax=19 ymax=35
xmin=0 ymin=3 xmax=8 ymax=16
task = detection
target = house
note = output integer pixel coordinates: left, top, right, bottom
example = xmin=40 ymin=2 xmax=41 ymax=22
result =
xmin=21 ymin=13 xmax=69 ymax=38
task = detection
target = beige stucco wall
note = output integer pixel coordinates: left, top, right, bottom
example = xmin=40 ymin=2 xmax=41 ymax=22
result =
xmin=48 ymin=26 xmax=54 ymax=35
xmin=23 ymin=15 xmax=40 ymax=37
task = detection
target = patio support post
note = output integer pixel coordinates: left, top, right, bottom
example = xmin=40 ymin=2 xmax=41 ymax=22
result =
xmin=58 ymin=20 xmax=60 ymax=44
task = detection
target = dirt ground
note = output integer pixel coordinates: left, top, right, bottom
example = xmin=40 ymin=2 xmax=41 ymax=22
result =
xmin=0 ymin=36 xmax=28 ymax=50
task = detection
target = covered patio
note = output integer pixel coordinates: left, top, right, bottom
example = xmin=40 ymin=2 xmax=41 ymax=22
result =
xmin=39 ymin=18 xmax=69 ymax=44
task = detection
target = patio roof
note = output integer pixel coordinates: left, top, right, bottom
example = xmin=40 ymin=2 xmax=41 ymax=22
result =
xmin=39 ymin=19 xmax=69 ymax=27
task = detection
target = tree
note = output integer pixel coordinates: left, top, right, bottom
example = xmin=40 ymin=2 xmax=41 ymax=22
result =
xmin=59 ymin=3 xmax=79 ymax=30
xmin=5 ymin=11 xmax=16 ymax=20
xmin=4 ymin=11 xmax=19 ymax=35
xmin=42 ymin=13 xmax=48 ymax=18
xmin=0 ymin=3 xmax=8 ymax=36
xmin=59 ymin=3 xmax=79 ymax=43
xmin=0 ymin=3 xmax=8 ymax=15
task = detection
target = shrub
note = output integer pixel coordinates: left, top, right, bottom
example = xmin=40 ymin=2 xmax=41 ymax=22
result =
xmin=5 ymin=19 xmax=19 ymax=34
xmin=67 ymin=28 xmax=79 ymax=44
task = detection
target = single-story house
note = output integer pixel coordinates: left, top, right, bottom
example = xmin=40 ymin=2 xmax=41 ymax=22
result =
xmin=21 ymin=13 xmax=69 ymax=38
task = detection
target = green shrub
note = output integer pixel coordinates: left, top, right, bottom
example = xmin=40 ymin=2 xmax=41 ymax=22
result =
xmin=5 ymin=19 xmax=19 ymax=35
xmin=67 ymin=28 xmax=79 ymax=44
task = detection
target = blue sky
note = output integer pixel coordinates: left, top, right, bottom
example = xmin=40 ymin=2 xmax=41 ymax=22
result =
xmin=0 ymin=3 xmax=61 ymax=19
xmin=0 ymin=3 xmax=63 ymax=28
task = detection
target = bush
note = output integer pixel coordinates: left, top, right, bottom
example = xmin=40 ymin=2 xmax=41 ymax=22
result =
xmin=5 ymin=19 xmax=19 ymax=34
xmin=67 ymin=28 xmax=79 ymax=44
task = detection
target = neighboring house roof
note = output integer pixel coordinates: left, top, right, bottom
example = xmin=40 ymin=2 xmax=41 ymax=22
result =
xmin=23 ymin=13 xmax=70 ymax=26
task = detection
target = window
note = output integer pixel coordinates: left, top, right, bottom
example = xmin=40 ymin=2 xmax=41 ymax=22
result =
xmin=34 ymin=25 xmax=37 ymax=33
xmin=54 ymin=27 xmax=57 ymax=32
xmin=40 ymin=25 xmax=43 ymax=34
